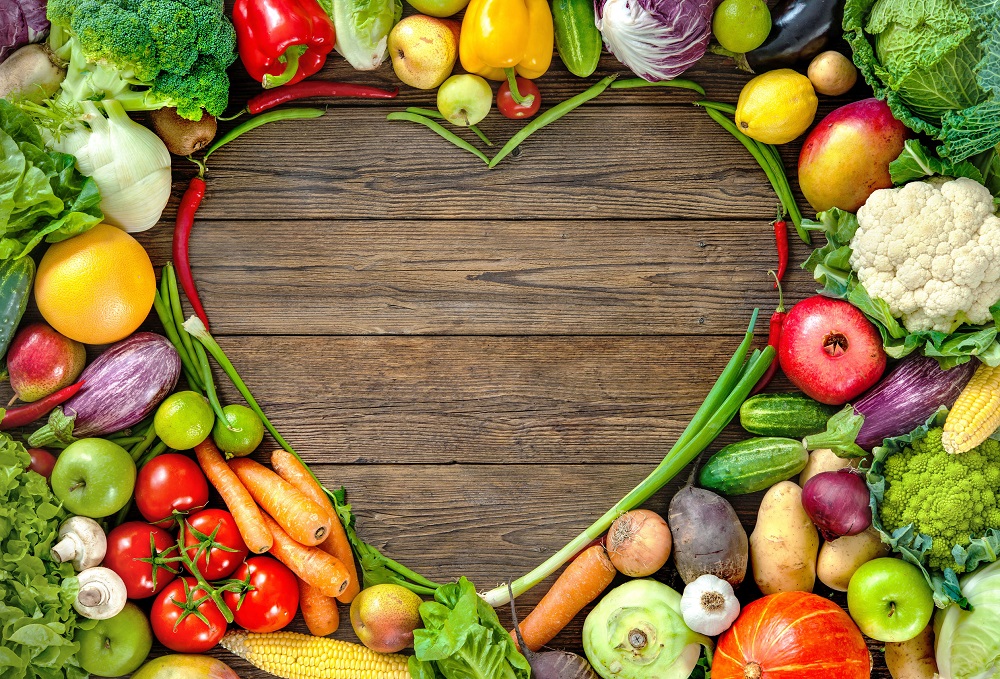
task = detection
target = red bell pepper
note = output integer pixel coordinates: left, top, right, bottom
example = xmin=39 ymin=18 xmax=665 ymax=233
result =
xmin=233 ymin=0 xmax=336 ymax=89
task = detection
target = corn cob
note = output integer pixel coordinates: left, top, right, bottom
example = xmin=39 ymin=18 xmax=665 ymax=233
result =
xmin=943 ymin=363 xmax=1000 ymax=454
xmin=220 ymin=630 xmax=411 ymax=679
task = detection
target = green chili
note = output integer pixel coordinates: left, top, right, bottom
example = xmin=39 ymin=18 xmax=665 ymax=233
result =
xmin=610 ymin=77 xmax=705 ymax=96
xmin=387 ymin=112 xmax=489 ymax=164
xmin=489 ymin=74 xmax=617 ymax=169
xmin=405 ymin=108 xmax=493 ymax=147
xmin=204 ymin=108 xmax=325 ymax=160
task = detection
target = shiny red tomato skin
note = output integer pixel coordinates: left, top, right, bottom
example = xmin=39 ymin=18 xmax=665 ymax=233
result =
xmin=102 ymin=521 xmax=178 ymax=599
xmin=223 ymin=557 xmax=299 ymax=633
xmin=135 ymin=453 xmax=209 ymax=527
xmin=151 ymin=577 xmax=227 ymax=653
xmin=27 ymin=448 xmax=57 ymax=478
xmin=183 ymin=508 xmax=249 ymax=580
xmin=497 ymin=77 xmax=542 ymax=119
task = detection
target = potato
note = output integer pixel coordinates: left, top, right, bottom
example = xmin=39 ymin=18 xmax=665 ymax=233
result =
xmin=885 ymin=624 xmax=938 ymax=679
xmin=799 ymin=447 xmax=858 ymax=486
xmin=750 ymin=481 xmax=819 ymax=594
xmin=817 ymin=527 xmax=890 ymax=591
xmin=807 ymin=51 xmax=858 ymax=96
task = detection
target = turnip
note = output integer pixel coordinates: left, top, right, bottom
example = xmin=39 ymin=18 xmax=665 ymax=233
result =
xmin=0 ymin=43 xmax=64 ymax=103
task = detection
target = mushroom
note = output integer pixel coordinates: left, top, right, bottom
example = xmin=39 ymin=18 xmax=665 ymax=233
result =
xmin=51 ymin=517 xmax=107 ymax=571
xmin=74 ymin=567 xmax=128 ymax=620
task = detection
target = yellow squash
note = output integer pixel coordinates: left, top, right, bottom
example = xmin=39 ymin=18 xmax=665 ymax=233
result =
xmin=460 ymin=0 xmax=553 ymax=81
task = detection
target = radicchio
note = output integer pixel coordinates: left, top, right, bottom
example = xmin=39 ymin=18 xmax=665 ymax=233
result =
xmin=595 ymin=0 xmax=714 ymax=81
xmin=1 ymin=0 xmax=49 ymax=64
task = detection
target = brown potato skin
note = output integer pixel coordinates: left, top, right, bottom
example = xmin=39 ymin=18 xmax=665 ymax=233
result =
xmin=750 ymin=481 xmax=819 ymax=594
xmin=817 ymin=527 xmax=890 ymax=592
xmin=885 ymin=624 xmax=938 ymax=679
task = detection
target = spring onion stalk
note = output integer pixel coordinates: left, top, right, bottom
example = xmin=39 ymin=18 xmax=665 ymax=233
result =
xmin=610 ymin=78 xmax=706 ymax=96
xmin=482 ymin=310 xmax=772 ymax=607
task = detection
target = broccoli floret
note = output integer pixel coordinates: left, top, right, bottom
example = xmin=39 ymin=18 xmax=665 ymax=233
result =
xmin=45 ymin=0 xmax=236 ymax=119
xmin=880 ymin=428 xmax=1000 ymax=572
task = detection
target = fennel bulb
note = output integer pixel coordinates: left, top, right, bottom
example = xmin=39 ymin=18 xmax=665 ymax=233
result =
xmin=935 ymin=559 xmax=1000 ymax=679
xmin=54 ymin=99 xmax=171 ymax=232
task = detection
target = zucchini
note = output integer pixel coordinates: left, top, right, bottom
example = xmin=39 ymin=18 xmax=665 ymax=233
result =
xmin=0 ymin=256 xmax=34 ymax=358
xmin=740 ymin=393 xmax=836 ymax=437
xmin=700 ymin=437 xmax=808 ymax=495
xmin=553 ymin=0 xmax=602 ymax=78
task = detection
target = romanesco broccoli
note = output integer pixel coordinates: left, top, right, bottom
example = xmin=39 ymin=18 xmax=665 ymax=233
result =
xmin=880 ymin=427 xmax=1000 ymax=571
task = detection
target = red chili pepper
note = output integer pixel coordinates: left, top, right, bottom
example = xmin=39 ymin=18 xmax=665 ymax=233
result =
xmin=751 ymin=273 xmax=786 ymax=395
xmin=173 ymin=165 xmax=211 ymax=331
xmin=773 ymin=210 xmax=788 ymax=288
xmin=246 ymin=81 xmax=399 ymax=115
xmin=1 ymin=381 xmax=84 ymax=430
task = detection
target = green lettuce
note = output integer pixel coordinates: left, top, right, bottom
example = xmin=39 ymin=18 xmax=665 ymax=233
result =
xmin=844 ymin=0 xmax=1000 ymax=161
xmin=319 ymin=0 xmax=402 ymax=71
xmin=0 ymin=99 xmax=101 ymax=260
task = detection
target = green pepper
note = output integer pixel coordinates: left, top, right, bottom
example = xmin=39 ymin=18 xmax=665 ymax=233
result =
xmin=553 ymin=0 xmax=603 ymax=78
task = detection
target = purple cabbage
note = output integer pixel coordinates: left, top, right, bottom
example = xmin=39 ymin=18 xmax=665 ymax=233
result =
xmin=1 ymin=0 xmax=49 ymax=64
xmin=595 ymin=0 xmax=714 ymax=81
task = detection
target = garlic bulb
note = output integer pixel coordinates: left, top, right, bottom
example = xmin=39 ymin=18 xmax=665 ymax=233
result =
xmin=54 ymin=99 xmax=171 ymax=232
xmin=680 ymin=574 xmax=740 ymax=636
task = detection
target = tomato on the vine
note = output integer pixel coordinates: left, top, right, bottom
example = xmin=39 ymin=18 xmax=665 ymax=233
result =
xmin=497 ymin=76 xmax=541 ymax=119
xmin=151 ymin=577 xmax=227 ymax=653
xmin=135 ymin=453 xmax=209 ymax=527
xmin=183 ymin=508 xmax=249 ymax=580
xmin=102 ymin=521 xmax=178 ymax=599
xmin=222 ymin=556 xmax=298 ymax=633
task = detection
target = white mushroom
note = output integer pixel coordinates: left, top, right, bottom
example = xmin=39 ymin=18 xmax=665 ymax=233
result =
xmin=74 ymin=567 xmax=127 ymax=620
xmin=51 ymin=517 xmax=107 ymax=571
xmin=679 ymin=573 xmax=741 ymax=636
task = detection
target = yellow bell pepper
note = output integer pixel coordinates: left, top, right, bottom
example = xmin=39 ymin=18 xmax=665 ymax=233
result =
xmin=460 ymin=0 xmax=553 ymax=82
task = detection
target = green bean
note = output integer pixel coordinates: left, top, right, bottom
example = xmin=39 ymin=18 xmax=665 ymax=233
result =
xmin=152 ymin=291 xmax=203 ymax=391
xmin=404 ymin=108 xmax=493 ymax=147
xmin=387 ymin=112 xmax=489 ymax=164
xmin=610 ymin=77 xmax=705 ymax=96
xmin=204 ymin=108 xmax=325 ymax=160
xmin=694 ymin=100 xmax=736 ymax=114
xmin=165 ymin=266 xmax=199 ymax=370
xmin=489 ymin=74 xmax=617 ymax=169
xmin=193 ymin=340 xmax=232 ymax=429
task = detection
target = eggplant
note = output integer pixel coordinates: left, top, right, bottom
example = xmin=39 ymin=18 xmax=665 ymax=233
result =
xmin=746 ymin=0 xmax=843 ymax=70
xmin=29 ymin=333 xmax=180 ymax=447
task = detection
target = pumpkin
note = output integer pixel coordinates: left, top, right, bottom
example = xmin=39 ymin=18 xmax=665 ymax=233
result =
xmin=712 ymin=592 xmax=871 ymax=679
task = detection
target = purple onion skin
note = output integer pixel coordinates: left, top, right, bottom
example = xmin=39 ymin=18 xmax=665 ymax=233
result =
xmin=853 ymin=355 xmax=977 ymax=449
xmin=801 ymin=470 xmax=872 ymax=541
xmin=65 ymin=332 xmax=180 ymax=437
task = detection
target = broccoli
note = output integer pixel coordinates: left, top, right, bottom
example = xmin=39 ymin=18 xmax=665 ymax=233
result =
xmin=44 ymin=0 xmax=236 ymax=120
xmin=880 ymin=427 xmax=1000 ymax=572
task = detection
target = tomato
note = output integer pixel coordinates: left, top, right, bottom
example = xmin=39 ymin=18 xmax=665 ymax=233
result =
xmin=135 ymin=453 xmax=209 ymax=527
xmin=183 ymin=508 xmax=249 ymax=580
xmin=497 ymin=77 xmax=542 ymax=119
xmin=151 ymin=577 xmax=227 ymax=653
xmin=223 ymin=557 xmax=299 ymax=633
xmin=27 ymin=448 xmax=57 ymax=478
xmin=102 ymin=521 xmax=178 ymax=599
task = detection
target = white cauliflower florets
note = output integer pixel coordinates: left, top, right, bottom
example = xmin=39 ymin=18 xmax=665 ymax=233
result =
xmin=850 ymin=177 xmax=1000 ymax=333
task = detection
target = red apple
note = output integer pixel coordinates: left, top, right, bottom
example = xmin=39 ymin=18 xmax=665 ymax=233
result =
xmin=778 ymin=296 xmax=886 ymax=405
xmin=798 ymin=98 xmax=910 ymax=213
xmin=7 ymin=323 xmax=86 ymax=402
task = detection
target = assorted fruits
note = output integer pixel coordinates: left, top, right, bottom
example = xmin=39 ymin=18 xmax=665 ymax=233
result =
xmin=1 ymin=0 xmax=999 ymax=678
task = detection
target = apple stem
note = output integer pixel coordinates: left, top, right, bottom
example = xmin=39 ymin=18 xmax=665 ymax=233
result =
xmin=888 ymin=602 xmax=895 ymax=618
xmin=505 ymin=68 xmax=534 ymax=107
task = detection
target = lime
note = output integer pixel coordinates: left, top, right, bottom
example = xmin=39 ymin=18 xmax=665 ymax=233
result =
xmin=712 ymin=0 xmax=771 ymax=54
xmin=154 ymin=391 xmax=215 ymax=450
xmin=212 ymin=404 xmax=265 ymax=457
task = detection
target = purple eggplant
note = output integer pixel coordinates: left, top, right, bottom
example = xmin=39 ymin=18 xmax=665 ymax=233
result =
xmin=28 ymin=333 xmax=180 ymax=447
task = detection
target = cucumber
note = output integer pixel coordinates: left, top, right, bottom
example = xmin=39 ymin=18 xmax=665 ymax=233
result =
xmin=739 ymin=393 xmax=837 ymax=438
xmin=0 ymin=257 xmax=34 ymax=358
xmin=553 ymin=0 xmax=602 ymax=78
xmin=699 ymin=437 xmax=808 ymax=495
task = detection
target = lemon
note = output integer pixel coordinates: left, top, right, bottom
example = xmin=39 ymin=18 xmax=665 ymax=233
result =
xmin=735 ymin=69 xmax=818 ymax=145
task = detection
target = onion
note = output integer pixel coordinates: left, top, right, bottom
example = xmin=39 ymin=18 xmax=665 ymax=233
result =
xmin=801 ymin=470 xmax=872 ymax=541
xmin=606 ymin=509 xmax=672 ymax=576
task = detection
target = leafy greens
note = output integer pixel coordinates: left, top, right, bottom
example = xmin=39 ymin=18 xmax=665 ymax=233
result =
xmin=0 ymin=99 xmax=101 ymax=260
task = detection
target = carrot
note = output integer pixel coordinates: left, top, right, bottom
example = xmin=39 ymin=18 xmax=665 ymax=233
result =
xmin=510 ymin=544 xmax=616 ymax=652
xmin=228 ymin=458 xmax=332 ymax=546
xmin=262 ymin=512 xmax=350 ymax=598
xmin=194 ymin=440 xmax=272 ymax=554
xmin=297 ymin=577 xmax=340 ymax=636
xmin=271 ymin=450 xmax=361 ymax=603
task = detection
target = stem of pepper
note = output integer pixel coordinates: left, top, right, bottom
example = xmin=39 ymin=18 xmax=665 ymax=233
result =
xmin=262 ymin=45 xmax=308 ymax=89
xmin=504 ymin=68 xmax=534 ymax=107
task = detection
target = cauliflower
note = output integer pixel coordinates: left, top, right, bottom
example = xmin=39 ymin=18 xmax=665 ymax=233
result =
xmin=850 ymin=177 xmax=1000 ymax=333
xmin=880 ymin=427 xmax=1000 ymax=572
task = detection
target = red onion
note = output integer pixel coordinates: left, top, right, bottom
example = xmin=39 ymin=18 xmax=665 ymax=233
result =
xmin=801 ymin=469 xmax=872 ymax=541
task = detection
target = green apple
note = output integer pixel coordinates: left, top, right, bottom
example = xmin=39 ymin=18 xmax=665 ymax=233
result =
xmin=50 ymin=438 xmax=136 ymax=518
xmin=437 ymin=74 xmax=492 ymax=127
xmin=847 ymin=558 xmax=934 ymax=643
xmin=77 ymin=603 xmax=153 ymax=677
xmin=404 ymin=0 xmax=469 ymax=17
